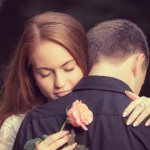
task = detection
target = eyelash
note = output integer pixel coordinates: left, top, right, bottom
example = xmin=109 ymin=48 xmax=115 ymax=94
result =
xmin=40 ymin=73 xmax=51 ymax=78
xmin=64 ymin=68 xmax=74 ymax=72
xmin=39 ymin=67 xmax=74 ymax=78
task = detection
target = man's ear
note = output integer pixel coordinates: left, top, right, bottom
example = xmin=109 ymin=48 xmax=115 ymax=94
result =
xmin=132 ymin=53 xmax=145 ymax=77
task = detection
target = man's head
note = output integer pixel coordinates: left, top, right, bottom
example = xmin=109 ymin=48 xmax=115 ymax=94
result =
xmin=87 ymin=19 xmax=149 ymax=94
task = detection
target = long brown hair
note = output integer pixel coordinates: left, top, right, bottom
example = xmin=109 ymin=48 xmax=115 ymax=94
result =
xmin=0 ymin=11 xmax=88 ymax=126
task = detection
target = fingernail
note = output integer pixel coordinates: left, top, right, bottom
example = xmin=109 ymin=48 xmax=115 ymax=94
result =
xmin=122 ymin=112 xmax=127 ymax=117
xmin=70 ymin=143 xmax=77 ymax=148
xmin=63 ymin=131 xmax=69 ymax=134
xmin=145 ymin=122 xmax=150 ymax=127
xmin=133 ymin=121 xmax=138 ymax=127
xmin=126 ymin=119 xmax=131 ymax=125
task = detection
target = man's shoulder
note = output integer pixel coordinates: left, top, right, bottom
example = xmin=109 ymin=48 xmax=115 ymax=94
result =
xmin=27 ymin=93 xmax=79 ymax=120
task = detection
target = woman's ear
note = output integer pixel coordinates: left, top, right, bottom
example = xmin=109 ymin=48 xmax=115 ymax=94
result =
xmin=132 ymin=53 xmax=145 ymax=77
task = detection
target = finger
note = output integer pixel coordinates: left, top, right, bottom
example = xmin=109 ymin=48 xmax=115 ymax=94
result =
xmin=122 ymin=98 xmax=142 ymax=117
xmin=49 ymin=134 xmax=70 ymax=150
xmin=35 ymin=142 xmax=47 ymax=150
xmin=145 ymin=118 xmax=150 ymax=126
xmin=126 ymin=103 xmax=145 ymax=125
xmin=62 ymin=143 xmax=77 ymax=150
xmin=42 ymin=131 xmax=69 ymax=145
xmin=132 ymin=107 xmax=150 ymax=127
xmin=143 ymin=97 xmax=150 ymax=106
xmin=125 ymin=91 xmax=139 ymax=100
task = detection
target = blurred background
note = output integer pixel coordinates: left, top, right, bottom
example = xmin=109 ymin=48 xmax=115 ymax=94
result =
xmin=0 ymin=0 xmax=150 ymax=97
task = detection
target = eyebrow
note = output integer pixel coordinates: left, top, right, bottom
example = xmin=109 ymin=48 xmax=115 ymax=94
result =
xmin=35 ymin=59 xmax=75 ymax=71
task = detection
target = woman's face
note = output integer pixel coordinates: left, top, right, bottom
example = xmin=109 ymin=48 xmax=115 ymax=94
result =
xmin=31 ymin=40 xmax=83 ymax=100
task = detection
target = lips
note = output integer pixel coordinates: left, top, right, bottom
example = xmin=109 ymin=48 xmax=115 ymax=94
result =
xmin=54 ymin=90 xmax=71 ymax=97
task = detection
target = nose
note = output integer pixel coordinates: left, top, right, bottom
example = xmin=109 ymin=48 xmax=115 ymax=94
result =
xmin=54 ymin=72 xmax=66 ymax=88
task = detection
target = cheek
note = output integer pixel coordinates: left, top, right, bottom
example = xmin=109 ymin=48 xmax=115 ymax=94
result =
xmin=34 ymin=77 xmax=53 ymax=94
xmin=68 ymin=68 xmax=84 ymax=87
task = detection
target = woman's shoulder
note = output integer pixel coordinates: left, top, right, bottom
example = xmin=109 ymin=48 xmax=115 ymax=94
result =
xmin=0 ymin=114 xmax=26 ymax=149
xmin=0 ymin=114 xmax=26 ymax=131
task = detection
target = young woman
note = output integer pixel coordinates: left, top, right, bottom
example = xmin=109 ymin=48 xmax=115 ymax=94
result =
xmin=0 ymin=11 xmax=150 ymax=150
xmin=0 ymin=11 xmax=88 ymax=150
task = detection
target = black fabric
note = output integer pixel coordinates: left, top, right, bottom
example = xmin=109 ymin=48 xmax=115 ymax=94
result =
xmin=13 ymin=76 xmax=150 ymax=150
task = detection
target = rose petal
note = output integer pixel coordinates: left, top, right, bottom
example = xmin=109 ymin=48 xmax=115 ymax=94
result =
xmin=67 ymin=100 xmax=93 ymax=130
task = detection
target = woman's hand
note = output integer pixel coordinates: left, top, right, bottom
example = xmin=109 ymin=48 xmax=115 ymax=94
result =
xmin=35 ymin=131 xmax=77 ymax=150
xmin=123 ymin=91 xmax=150 ymax=127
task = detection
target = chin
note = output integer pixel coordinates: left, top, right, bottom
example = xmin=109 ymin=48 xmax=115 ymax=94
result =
xmin=51 ymin=97 xmax=58 ymax=100
xmin=45 ymin=95 xmax=56 ymax=101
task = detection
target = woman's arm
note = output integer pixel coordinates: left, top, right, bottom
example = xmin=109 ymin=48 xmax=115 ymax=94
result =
xmin=123 ymin=91 xmax=150 ymax=127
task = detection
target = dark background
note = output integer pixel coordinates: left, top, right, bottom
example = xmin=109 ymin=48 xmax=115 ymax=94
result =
xmin=0 ymin=0 xmax=150 ymax=97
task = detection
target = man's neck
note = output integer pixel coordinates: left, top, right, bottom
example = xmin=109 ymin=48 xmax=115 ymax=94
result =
xmin=88 ymin=62 xmax=131 ymax=88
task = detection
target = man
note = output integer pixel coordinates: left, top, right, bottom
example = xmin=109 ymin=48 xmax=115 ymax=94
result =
xmin=13 ymin=19 xmax=150 ymax=150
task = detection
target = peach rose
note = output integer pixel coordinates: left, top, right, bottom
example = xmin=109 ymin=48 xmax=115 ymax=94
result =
xmin=67 ymin=100 xmax=93 ymax=131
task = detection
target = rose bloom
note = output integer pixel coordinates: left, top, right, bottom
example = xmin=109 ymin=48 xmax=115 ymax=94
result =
xmin=67 ymin=100 xmax=93 ymax=131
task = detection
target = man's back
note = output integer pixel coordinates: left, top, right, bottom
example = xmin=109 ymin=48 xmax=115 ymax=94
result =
xmin=13 ymin=76 xmax=150 ymax=150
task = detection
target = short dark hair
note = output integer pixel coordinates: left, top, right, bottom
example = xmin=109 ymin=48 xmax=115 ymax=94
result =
xmin=87 ymin=19 xmax=149 ymax=69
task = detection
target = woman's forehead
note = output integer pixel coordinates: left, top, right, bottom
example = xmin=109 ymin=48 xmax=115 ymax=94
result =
xmin=31 ymin=40 xmax=75 ymax=68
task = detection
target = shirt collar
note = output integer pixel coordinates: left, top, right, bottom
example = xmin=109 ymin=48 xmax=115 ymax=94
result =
xmin=73 ymin=76 xmax=132 ymax=94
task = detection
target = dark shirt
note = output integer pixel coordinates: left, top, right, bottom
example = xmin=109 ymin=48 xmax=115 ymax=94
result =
xmin=13 ymin=76 xmax=150 ymax=150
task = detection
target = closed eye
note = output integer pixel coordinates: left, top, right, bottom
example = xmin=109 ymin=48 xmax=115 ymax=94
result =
xmin=63 ymin=61 xmax=76 ymax=72
xmin=40 ymin=73 xmax=52 ymax=78
xmin=36 ymin=70 xmax=53 ymax=78
xmin=64 ymin=68 xmax=75 ymax=72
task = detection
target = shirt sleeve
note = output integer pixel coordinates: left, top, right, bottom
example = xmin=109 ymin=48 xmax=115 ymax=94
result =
xmin=0 ymin=114 xmax=25 ymax=150
xmin=13 ymin=112 xmax=33 ymax=150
